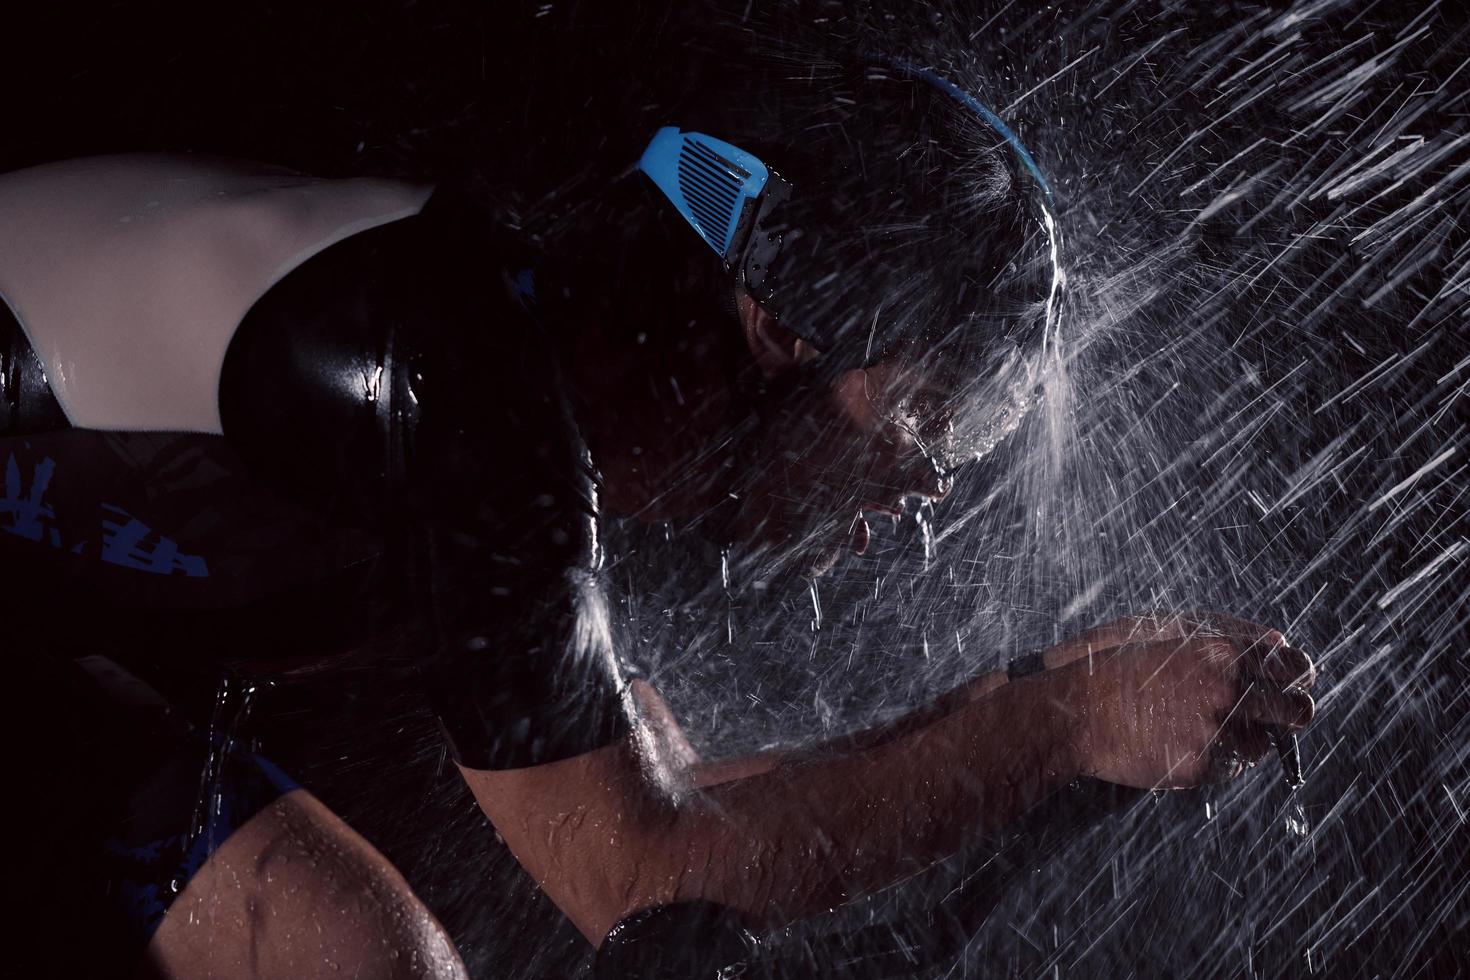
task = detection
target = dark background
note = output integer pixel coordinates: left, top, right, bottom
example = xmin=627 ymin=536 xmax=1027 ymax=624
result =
xmin=5 ymin=1 xmax=1468 ymax=978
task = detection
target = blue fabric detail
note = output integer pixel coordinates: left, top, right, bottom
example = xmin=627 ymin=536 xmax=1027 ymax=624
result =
xmin=511 ymin=267 xmax=537 ymax=307
xmin=246 ymin=752 xmax=301 ymax=798
xmin=2 ymin=448 xmax=210 ymax=575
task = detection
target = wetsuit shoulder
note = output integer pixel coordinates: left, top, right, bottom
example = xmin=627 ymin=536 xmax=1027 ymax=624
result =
xmin=0 ymin=154 xmax=432 ymax=433
xmin=220 ymin=188 xmax=633 ymax=768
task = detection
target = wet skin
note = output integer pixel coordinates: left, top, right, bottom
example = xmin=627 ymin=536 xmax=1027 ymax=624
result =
xmin=575 ymin=289 xmax=956 ymax=576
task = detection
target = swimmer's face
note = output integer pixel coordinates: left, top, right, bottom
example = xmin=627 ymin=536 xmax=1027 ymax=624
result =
xmin=728 ymin=294 xmax=957 ymax=577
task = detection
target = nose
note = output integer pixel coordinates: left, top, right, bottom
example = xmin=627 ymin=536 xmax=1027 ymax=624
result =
xmin=828 ymin=366 xmax=955 ymax=503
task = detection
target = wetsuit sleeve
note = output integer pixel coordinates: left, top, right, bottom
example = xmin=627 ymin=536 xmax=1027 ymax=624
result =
xmin=218 ymin=193 xmax=633 ymax=770
xmin=409 ymin=344 xmax=635 ymax=770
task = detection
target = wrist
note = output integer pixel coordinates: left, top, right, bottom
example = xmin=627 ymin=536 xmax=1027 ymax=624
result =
xmin=1015 ymin=670 xmax=1086 ymax=784
xmin=1040 ymin=669 xmax=1087 ymax=787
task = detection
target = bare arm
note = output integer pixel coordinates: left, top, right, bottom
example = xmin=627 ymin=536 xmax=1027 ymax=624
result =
xmin=678 ymin=612 xmax=1185 ymax=789
xmin=679 ymin=664 xmax=1011 ymax=789
xmin=459 ymin=614 xmax=1315 ymax=945
xmin=460 ymin=664 xmax=1076 ymax=943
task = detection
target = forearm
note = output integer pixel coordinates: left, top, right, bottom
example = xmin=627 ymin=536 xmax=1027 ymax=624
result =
xmin=685 ymin=618 xmax=1152 ymax=790
xmin=642 ymin=673 xmax=1079 ymax=928
xmin=683 ymin=619 xmax=1191 ymax=789
xmin=689 ymin=666 xmax=1011 ymax=789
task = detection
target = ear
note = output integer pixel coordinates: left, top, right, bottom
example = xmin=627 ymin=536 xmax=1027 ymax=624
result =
xmin=736 ymin=291 xmax=821 ymax=378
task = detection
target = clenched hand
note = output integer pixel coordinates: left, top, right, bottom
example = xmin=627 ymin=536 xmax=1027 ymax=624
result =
xmin=1034 ymin=614 xmax=1316 ymax=789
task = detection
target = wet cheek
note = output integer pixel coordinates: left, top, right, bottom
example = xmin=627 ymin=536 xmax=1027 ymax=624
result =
xmin=827 ymin=370 xmax=886 ymax=432
xmin=797 ymin=429 xmax=877 ymax=486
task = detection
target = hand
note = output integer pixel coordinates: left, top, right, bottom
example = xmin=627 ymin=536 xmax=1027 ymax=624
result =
xmin=1038 ymin=615 xmax=1316 ymax=789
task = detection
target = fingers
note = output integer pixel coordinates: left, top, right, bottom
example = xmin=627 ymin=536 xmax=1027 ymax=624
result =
xmin=1227 ymin=722 xmax=1273 ymax=765
xmin=1204 ymin=612 xmax=1318 ymax=691
xmin=1207 ymin=722 xmax=1271 ymax=782
xmin=1260 ymin=643 xmax=1317 ymax=691
xmin=1208 ymin=682 xmax=1313 ymax=784
xmin=1056 ymin=613 xmax=1318 ymax=697
xmin=1206 ymin=613 xmax=1285 ymax=661
xmin=1243 ymin=635 xmax=1316 ymax=692
xmin=1238 ymin=684 xmax=1315 ymax=732
xmin=1212 ymin=687 xmax=1304 ymax=780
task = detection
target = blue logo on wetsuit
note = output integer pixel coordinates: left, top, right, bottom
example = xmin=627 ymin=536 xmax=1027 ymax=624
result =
xmin=1 ymin=450 xmax=209 ymax=576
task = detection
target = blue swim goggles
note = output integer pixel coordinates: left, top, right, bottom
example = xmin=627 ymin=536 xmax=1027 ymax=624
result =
xmin=636 ymin=63 xmax=1062 ymax=476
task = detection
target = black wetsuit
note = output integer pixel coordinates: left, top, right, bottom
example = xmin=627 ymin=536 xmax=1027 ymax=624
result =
xmin=1 ymin=180 xmax=632 ymax=950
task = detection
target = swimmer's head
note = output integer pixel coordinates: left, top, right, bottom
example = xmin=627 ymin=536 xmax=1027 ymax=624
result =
xmin=668 ymin=61 xmax=1058 ymax=361
xmin=549 ymin=57 xmax=1061 ymax=575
